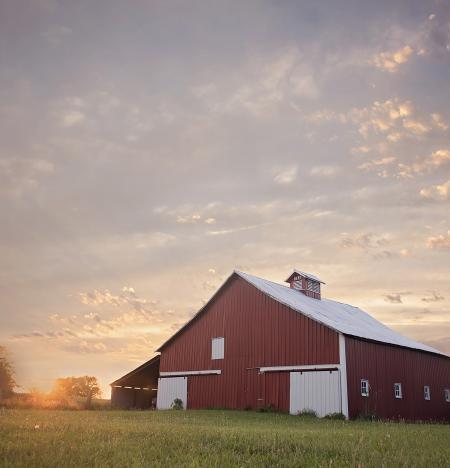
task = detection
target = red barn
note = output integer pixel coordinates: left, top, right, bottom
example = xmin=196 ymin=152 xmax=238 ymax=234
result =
xmin=111 ymin=269 xmax=450 ymax=420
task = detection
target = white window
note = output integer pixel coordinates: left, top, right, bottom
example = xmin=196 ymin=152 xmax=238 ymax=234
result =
xmin=444 ymin=388 xmax=449 ymax=403
xmin=361 ymin=379 xmax=369 ymax=397
xmin=211 ymin=337 xmax=224 ymax=360
xmin=424 ymin=385 xmax=430 ymax=400
xmin=394 ymin=383 xmax=402 ymax=399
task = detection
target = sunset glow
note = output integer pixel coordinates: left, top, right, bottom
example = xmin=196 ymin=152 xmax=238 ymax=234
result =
xmin=1 ymin=0 xmax=449 ymax=396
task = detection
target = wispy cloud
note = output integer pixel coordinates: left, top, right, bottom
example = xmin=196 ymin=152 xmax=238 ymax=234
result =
xmin=421 ymin=291 xmax=444 ymax=303
xmin=427 ymin=231 xmax=450 ymax=250
xmin=383 ymin=292 xmax=411 ymax=304
xmin=420 ymin=180 xmax=450 ymax=201
xmin=370 ymin=45 xmax=414 ymax=72
xmin=274 ymin=166 xmax=298 ymax=184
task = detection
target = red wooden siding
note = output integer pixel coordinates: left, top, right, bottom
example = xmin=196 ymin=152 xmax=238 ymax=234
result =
xmin=160 ymin=275 xmax=339 ymax=410
xmin=345 ymin=336 xmax=450 ymax=421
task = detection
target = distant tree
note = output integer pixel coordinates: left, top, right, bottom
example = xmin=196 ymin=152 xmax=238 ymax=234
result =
xmin=0 ymin=346 xmax=16 ymax=400
xmin=52 ymin=376 xmax=101 ymax=409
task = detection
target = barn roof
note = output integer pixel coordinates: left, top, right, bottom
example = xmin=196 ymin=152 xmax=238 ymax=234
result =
xmin=236 ymin=271 xmax=446 ymax=356
xmin=157 ymin=270 xmax=447 ymax=357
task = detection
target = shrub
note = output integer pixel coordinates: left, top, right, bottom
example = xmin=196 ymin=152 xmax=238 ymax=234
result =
xmin=357 ymin=412 xmax=380 ymax=422
xmin=258 ymin=404 xmax=276 ymax=413
xmin=297 ymin=409 xmax=317 ymax=418
xmin=324 ymin=412 xmax=346 ymax=420
xmin=171 ymin=398 xmax=183 ymax=410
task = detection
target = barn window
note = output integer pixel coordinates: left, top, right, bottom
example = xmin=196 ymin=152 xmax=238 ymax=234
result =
xmin=360 ymin=379 xmax=369 ymax=397
xmin=394 ymin=383 xmax=402 ymax=399
xmin=211 ymin=337 xmax=224 ymax=360
xmin=424 ymin=385 xmax=430 ymax=400
xmin=445 ymin=389 xmax=450 ymax=403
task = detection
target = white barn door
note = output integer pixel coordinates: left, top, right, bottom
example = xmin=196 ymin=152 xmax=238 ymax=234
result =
xmin=156 ymin=377 xmax=187 ymax=410
xmin=290 ymin=370 xmax=341 ymax=417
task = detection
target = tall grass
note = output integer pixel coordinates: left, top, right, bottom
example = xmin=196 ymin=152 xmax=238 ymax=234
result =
xmin=0 ymin=409 xmax=449 ymax=467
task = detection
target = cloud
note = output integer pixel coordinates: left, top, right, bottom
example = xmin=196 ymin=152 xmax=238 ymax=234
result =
xmin=348 ymin=99 xmax=416 ymax=139
xmin=383 ymin=293 xmax=404 ymax=304
xmin=310 ymin=165 xmax=340 ymax=178
xmin=274 ymin=166 xmax=298 ymax=184
xmin=346 ymin=98 xmax=449 ymax=179
xmin=64 ymin=340 xmax=108 ymax=354
xmin=347 ymin=99 xmax=440 ymax=142
xmin=402 ymin=119 xmax=430 ymax=135
xmin=358 ymin=156 xmax=396 ymax=174
xmin=192 ymin=48 xmax=320 ymax=117
xmin=340 ymin=232 xmax=390 ymax=251
xmin=370 ymin=45 xmax=414 ymax=72
xmin=61 ymin=110 xmax=85 ymax=127
xmin=430 ymin=149 xmax=450 ymax=166
xmin=421 ymin=291 xmax=444 ymax=302
xmin=289 ymin=72 xmax=320 ymax=99
xmin=431 ymin=114 xmax=449 ymax=131
xmin=79 ymin=286 xmax=158 ymax=317
xmin=427 ymin=231 xmax=450 ymax=250
xmin=207 ymin=223 xmax=268 ymax=236
xmin=176 ymin=214 xmax=202 ymax=224
xmin=350 ymin=146 xmax=371 ymax=154
xmin=395 ymin=149 xmax=450 ymax=180
xmin=80 ymin=290 xmax=120 ymax=307
xmin=340 ymin=233 xmax=400 ymax=260
xmin=0 ymin=157 xmax=55 ymax=198
xmin=306 ymin=109 xmax=347 ymax=124
xmin=420 ymin=180 xmax=450 ymax=200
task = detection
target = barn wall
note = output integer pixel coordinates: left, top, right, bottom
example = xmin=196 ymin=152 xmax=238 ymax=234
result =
xmin=160 ymin=276 xmax=339 ymax=410
xmin=345 ymin=336 xmax=450 ymax=421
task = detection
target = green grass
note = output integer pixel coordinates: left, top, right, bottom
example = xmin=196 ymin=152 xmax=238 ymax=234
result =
xmin=0 ymin=409 xmax=449 ymax=467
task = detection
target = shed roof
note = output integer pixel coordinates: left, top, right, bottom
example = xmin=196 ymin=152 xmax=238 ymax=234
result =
xmin=110 ymin=355 xmax=160 ymax=386
xmin=236 ymin=271 xmax=446 ymax=356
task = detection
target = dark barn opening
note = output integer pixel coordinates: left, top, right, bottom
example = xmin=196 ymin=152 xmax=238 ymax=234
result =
xmin=110 ymin=355 xmax=160 ymax=409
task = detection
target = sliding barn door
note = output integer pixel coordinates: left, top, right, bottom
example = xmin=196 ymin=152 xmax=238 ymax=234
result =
xmin=290 ymin=370 xmax=341 ymax=417
xmin=156 ymin=377 xmax=187 ymax=410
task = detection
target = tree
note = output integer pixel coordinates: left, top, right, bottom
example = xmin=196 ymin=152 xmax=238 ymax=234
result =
xmin=52 ymin=376 xmax=101 ymax=408
xmin=0 ymin=346 xmax=16 ymax=400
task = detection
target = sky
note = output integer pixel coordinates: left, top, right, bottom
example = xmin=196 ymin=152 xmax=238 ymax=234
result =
xmin=1 ymin=0 xmax=449 ymax=397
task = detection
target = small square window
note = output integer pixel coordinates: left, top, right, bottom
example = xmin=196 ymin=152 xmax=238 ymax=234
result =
xmin=361 ymin=379 xmax=369 ymax=397
xmin=394 ymin=383 xmax=402 ymax=399
xmin=444 ymin=388 xmax=450 ymax=403
xmin=211 ymin=337 xmax=224 ymax=360
xmin=424 ymin=385 xmax=431 ymax=400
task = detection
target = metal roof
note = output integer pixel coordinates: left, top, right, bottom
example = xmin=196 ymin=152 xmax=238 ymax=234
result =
xmin=285 ymin=269 xmax=325 ymax=284
xmin=236 ymin=271 xmax=446 ymax=356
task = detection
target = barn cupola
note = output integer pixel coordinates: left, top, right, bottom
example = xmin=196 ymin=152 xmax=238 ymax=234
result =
xmin=285 ymin=269 xmax=324 ymax=300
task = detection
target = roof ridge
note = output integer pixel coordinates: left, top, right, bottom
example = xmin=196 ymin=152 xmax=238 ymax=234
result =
xmin=237 ymin=270 xmax=356 ymax=309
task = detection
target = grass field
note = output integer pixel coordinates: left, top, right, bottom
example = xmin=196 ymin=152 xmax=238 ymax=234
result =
xmin=1 ymin=409 xmax=449 ymax=467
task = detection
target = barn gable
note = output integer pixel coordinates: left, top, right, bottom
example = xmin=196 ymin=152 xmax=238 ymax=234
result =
xmin=159 ymin=274 xmax=339 ymax=372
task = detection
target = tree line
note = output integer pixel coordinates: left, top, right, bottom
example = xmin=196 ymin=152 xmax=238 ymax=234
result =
xmin=0 ymin=345 xmax=102 ymax=409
